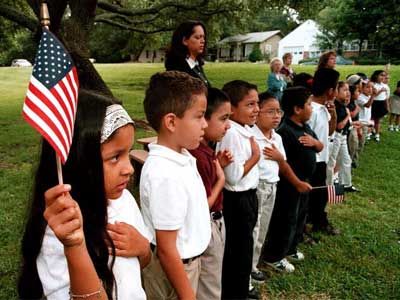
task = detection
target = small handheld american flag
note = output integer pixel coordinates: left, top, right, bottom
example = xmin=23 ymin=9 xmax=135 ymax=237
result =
xmin=22 ymin=28 xmax=79 ymax=165
xmin=312 ymin=184 xmax=345 ymax=205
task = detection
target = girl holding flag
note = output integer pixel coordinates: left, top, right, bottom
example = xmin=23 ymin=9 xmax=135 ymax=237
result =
xmin=18 ymin=90 xmax=151 ymax=299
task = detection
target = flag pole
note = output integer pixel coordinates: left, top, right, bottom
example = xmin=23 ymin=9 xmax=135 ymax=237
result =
xmin=312 ymin=185 xmax=327 ymax=190
xmin=40 ymin=1 xmax=63 ymax=184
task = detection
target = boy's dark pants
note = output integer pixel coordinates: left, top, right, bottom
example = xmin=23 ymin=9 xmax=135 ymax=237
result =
xmin=308 ymin=162 xmax=329 ymax=229
xmin=221 ymin=189 xmax=258 ymax=300
xmin=262 ymin=182 xmax=305 ymax=262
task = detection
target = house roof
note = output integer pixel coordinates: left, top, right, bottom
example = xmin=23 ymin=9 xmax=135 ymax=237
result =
xmin=218 ymin=30 xmax=281 ymax=45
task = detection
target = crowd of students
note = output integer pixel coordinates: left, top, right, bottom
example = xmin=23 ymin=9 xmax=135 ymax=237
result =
xmin=17 ymin=27 xmax=398 ymax=299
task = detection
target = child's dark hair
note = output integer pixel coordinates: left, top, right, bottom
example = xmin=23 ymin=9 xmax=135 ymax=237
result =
xmin=312 ymin=68 xmax=340 ymax=96
xmin=357 ymin=72 xmax=368 ymax=81
xmin=281 ymin=86 xmax=311 ymax=117
xmin=293 ymin=72 xmax=313 ymax=90
xmin=205 ymin=87 xmax=230 ymax=119
xmin=337 ymin=81 xmax=347 ymax=90
xmin=370 ymin=70 xmax=385 ymax=82
xmin=165 ymin=20 xmax=207 ymax=69
xmin=222 ymin=80 xmax=257 ymax=107
xmin=258 ymin=91 xmax=277 ymax=108
xmin=349 ymin=84 xmax=358 ymax=100
xmin=144 ymin=71 xmax=207 ymax=132
xmin=18 ymin=90 xmax=118 ymax=299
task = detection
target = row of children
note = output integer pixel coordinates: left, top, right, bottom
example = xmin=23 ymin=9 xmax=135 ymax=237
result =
xmin=18 ymin=67 xmax=394 ymax=300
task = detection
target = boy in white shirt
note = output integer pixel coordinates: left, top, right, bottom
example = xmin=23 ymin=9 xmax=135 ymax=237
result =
xmin=140 ymin=71 xmax=211 ymax=300
xmin=248 ymin=92 xmax=285 ymax=283
xmin=216 ymin=80 xmax=260 ymax=299
xmin=357 ymin=80 xmax=374 ymax=149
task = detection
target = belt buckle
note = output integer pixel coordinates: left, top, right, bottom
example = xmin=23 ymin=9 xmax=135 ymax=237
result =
xmin=211 ymin=211 xmax=222 ymax=220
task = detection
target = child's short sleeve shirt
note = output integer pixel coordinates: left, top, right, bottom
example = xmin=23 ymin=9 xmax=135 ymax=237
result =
xmin=140 ymin=143 xmax=211 ymax=259
xmin=216 ymin=120 xmax=259 ymax=191
xmin=249 ymin=125 xmax=286 ymax=183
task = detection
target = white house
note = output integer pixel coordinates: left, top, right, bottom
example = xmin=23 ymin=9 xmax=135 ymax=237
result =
xmin=217 ymin=30 xmax=282 ymax=62
xmin=278 ymin=20 xmax=323 ymax=64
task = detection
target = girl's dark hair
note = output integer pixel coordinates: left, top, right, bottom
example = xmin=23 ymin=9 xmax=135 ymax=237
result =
xmin=317 ymin=50 xmax=336 ymax=70
xmin=356 ymin=72 xmax=368 ymax=81
xmin=281 ymin=86 xmax=311 ymax=117
xmin=205 ymin=87 xmax=230 ymax=119
xmin=165 ymin=20 xmax=207 ymax=69
xmin=349 ymin=84 xmax=358 ymax=100
xmin=258 ymin=91 xmax=277 ymax=108
xmin=18 ymin=89 xmax=117 ymax=299
xmin=222 ymin=80 xmax=258 ymax=107
xmin=293 ymin=72 xmax=313 ymax=90
xmin=312 ymin=68 xmax=340 ymax=96
xmin=370 ymin=70 xmax=385 ymax=82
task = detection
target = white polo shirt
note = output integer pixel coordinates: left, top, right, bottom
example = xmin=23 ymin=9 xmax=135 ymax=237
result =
xmin=307 ymin=101 xmax=330 ymax=163
xmin=140 ymin=143 xmax=211 ymax=259
xmin=37 ymin=189 xmax=149 ymax=300
xmin=249 ymin=125 xmax=286 ymax=183
xmin=216 ymin=120 xmax=259 ymax=191
xmin=357 ymin=93 xmax=372 ymax=123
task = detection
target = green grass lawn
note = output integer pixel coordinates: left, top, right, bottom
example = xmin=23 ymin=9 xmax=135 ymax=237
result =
xmin=1 ymin=63 xmax=399 ymax=299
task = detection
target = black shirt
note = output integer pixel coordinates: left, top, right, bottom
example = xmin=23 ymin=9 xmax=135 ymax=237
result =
xmin=335 ymin=100 xmax=351 ymax=134
xmin=165 ymin=58 xmax=211 ymax=88
xmin=348 ymin=100 xmax=359 ymax=121
xmin=277 ymin=117 xmax=318 ymax=182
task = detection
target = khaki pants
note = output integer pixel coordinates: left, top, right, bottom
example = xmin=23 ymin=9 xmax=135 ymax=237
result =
xmin=197 ymin=217 xmax=225 ymax=300
xmin=252 ymin=181 xmax=277 ymax=272
xmin=347 ymin=127 xmax=359 ymax=163
xmin=327 ymin=132 xmax=352 ymax=186
xmin=143 ymin=248 xmax=201 ymax=300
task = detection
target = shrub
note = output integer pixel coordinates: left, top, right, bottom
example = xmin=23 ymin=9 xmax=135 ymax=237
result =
xmin=248 ymin=47 xmax=263 ymax=62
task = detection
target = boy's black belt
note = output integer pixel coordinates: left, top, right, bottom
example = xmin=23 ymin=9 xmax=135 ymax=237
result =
xmin=150 ymin=243 xmax=202 ymax=264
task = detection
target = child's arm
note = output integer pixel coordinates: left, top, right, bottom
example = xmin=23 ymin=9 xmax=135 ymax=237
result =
xmin=350 ymin=105 xmax=360 ymax=118
xmin=156 ymin=230 xmax=195 ymax=300
xmin=298 ymin=133 xmax=324 ymax=152
xmin=279 ymin=161 xmax=312 ymax=193
xmin=263 ymin=145 xmax=312 ymax=193
xmin=107 ymin=222 xmax=151 ymax=268
xmin=206 ymin=159 xmax=225 ymax=208
xmin=216 ymin=149 xmax=234 ymax=168
xmin=44 ymin=184 xmax=107 ymax=300
xmin=327 ymin=102 xmax=337 ymax=135
xmin=336 ymin=108 xmax=351 ymax=130
xmin=243 ymin=136 xmax=260 ymax=177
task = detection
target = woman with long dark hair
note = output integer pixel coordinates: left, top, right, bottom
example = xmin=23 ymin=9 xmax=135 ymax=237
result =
xmin=165 ymin=20 xmax=211 ymax=87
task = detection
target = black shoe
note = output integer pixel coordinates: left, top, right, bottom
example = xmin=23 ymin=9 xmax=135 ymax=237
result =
xmin=351 ymin=162 xmax=357 ymax=169
xmin=248 ymin=286 xmax=260 ymax=299
xmin=344 ymin=185 xmax=360 ymax=193
xmin=251 ymin=270 xmax=266 ymax=282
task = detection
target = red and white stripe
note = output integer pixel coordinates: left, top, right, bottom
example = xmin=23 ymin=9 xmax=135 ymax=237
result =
xmin=22 ymin=67 xmax=79 ymax=164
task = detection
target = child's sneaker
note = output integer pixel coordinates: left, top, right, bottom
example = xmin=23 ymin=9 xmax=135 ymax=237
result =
xmin=388 ymin=125 xmax=394 ymax=131
xmin=266 ymin=258 xmax=295 ymax=273
xmin=286 ymin=251 xmax=305 ymax=262
xmin=366 ymin=133 xmax=371 ymax=141
xmin=251 ymin=270 xmax=266 ymax=282
xmin=375 ymin=134 xmax=380 ymax=142
xmin=395 ymin=126 xmax=400 ymax=132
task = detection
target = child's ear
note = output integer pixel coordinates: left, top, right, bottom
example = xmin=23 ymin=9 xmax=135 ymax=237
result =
xmin=163 ymin=113 xmax=177 ymax=132
xmin=293 ymin=105 xmax=302 ymax=116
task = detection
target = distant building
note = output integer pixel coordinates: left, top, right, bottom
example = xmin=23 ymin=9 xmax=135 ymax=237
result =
xmin=278 ymin=20 xmax=323 ymax=64
xmin=136 ymin=48 xmax=165 ymax=63
xmin=217 ymin=30 xmax=282 ymax=62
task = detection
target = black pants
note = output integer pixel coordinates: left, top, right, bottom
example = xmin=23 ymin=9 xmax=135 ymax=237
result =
xmin=308 ymin=162 xmax=329 ymax=229
xmin=262 ymin=181 xmax=303 ymax=262
xmin=221 ymin=189 xmax=258 ymax=300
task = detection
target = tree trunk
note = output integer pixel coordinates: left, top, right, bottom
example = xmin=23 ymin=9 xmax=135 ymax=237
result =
xmin=27 ymin=0 xmax=115 ymax=99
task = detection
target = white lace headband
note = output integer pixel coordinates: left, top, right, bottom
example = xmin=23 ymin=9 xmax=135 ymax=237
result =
xmin=101 ymin=104 xmax=134 ymax=143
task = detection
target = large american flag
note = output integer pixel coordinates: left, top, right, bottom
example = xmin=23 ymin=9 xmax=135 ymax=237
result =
xmin=22 ymin=28 xmax=79 ymax=164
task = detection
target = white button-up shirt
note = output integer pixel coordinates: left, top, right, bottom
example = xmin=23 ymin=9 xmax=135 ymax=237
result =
xmin=216 ymin=120 xmax=259 ymax=191
xmin=307 ymin=101 xmax=330 ymax=163
xmin=249 ymin=125 xmax=286 ymax=183
xmin=140 ymin=143 xmax=211 ymax=259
